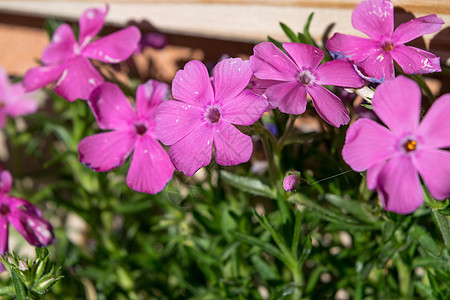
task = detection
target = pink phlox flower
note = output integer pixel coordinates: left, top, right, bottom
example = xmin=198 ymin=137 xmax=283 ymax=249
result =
xmin=342 ymin=76 xmax=450 ymax=214
xmin=78 ymin=80 xmax=174 ymax=194
xmin=0 ymin=67 xmax=38 ymax=128
xmin=154 ymin=58 xmax=268 ymax=176
xmin=249 ymin=42 xmax=365 ymax=127
xmin=23 ymin=5 xmax=141 ymax=102
xmin=0 ymin=169 xmax=55 ymax=272
xmin=326 ymin=0 xmax=444 ymax=82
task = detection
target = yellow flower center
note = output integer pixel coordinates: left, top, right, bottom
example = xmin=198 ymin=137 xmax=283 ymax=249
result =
xmin=382 ymin=41 xmax=394 ymax=52
xmin=403 ymin=139 xmax=417 ymax=152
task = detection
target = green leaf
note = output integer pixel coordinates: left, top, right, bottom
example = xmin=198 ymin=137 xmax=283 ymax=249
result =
xmin=250 ymin=255 xmax=280 ymax=280
xmin=303 ymin=12 xmax=317 ymax=46
xmin=232 ymin=232 xmax=284 ymax=262
xmin=280 ymin=22 xmax=300 ymax=42
xmin=11 ymin=267 xmax=27 ymax=300
xmin=381 ymin=221 xmax=397 ymax=244
xmin=409 ymin=225 xmax=441 ymax=257
xmin=298 ymin=236 xmax=312 ymax=264
xmin=220 ymin=170 xmax=276 ymax=199
xmin=324 ymin=193 xmax=377 ymax=224
xmin=267 ymin=36 xmax=283 ymax=49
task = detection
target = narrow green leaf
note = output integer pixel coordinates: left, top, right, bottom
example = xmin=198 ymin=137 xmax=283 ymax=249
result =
xmin=324 ymin=193 xmax=377 ymax=224
xmin=280 ymin=22 xmax=300 ymax=42
xmin=220 ymin=170 xmax=276 ymax=199
xmin=409 ymin=225 xmax=441 ymax=257
xmin=250 ymin=255 xmax=280 ymax=280
xmin=381 ymin=221 xmax=397 ymax=244
xmin=267 ymin=36 xmax=283 ymax=50
xmin=232 ymin=232 xmax=284 ymax=262
xmin=298 ymin=236 xmax=312 ymax=264
xmin=303 ymin=12 xmax=317 ymax=46
xmin=10 ymin=267 xmax=27 ymax=300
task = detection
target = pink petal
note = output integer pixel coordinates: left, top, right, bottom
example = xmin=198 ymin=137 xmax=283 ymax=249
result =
xmin=82 ymin=26 xmax=141 ymax=63
xmin=213 ymin=121 xmax=253 ymax=166
xmin=22 ymin=64 xmax=64 ymax=92
xmin=9 ymin=197 xmax=55 ymax=246
xmin=326 ymin=33 xmax=381 ymax=63
xmin=78 ymin=5 xmax=108 ymax=46
xmin=78 ymin=130 xmax=136 ymax=172
xmin=357 ymin=50 xmax=394 ymax=81
xmin=250 ymin=42 xmax=298 ymax=81
xmin=136 ymin=80 xmax=169 ymax=120
xmin=0 ymin=170 xmax=12 ymax=194
xmin=168 ymin=123 xmax=213 ymax=176
xmin=391 ymin=45 xmax=441 ymax=75
xmin=352 ymin=0 xmax=394 ymax=40
xmin=377 ymin=155 xmax=423 ymax=214
xmin=0 ymin=216 xmax=7 ymax=272
xmin=343 ymin=118 xmax=396 ymax=171
xmin=4 ymin=84 xmax=38 ymax=117
xmin=372 ymin=76 xmax=421 ymax=134
xmin=154 ymin=100 xmax=204 ymax=145
xmin=417 ymin=94 xmax=450 ymax=148
xmin=314 ymin=59 xmax=364 ymax=87
xmin=307 ymin=84 xmax=350 ymax=127
xmin=221 ymin=90 xmax=268 ymax=125
xmin=126 ymin=135 xmax=173 ymax=194
xmin=413 ymin=149 xmax=450 ymax=200
xmin=213 ymin=58 xmax=253 ymax=104
xmin=283 ymin=43 xmax=324 ymax=71
xmin=366 ymin=160 xmax=386 ymax=190
xmin=248 ymin=77 xmax=279 ymax=96
xmin=88 ymin=82 xmax=136 ymax=130
xmin=265 ymin=81 xmax=307 ymax=115
xmin=172 ymin=60 xmax=214 ymax=106
xmin=41 ymin=24 xmax=76 ymax=64
xmin=0 ymin=68 xmax=7 ymax=96
xmin=392 ymin=14 xmax=444 ymax=45
xmin=53 ymin=56 xmax=104 ymax=101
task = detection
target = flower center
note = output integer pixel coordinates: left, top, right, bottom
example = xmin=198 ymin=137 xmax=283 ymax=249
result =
xmin=382 ymin=41 xmax=394 ymax=52
xmin=134 ymin=123 xmax=147 ymax=135
xmin=205 ymin=106 xmax=221 ymax=124
xmin=402 ymin=139 xmax=417 ymax=153
xmin=0 ymin=204 xmax=9 ymax=215
xmin=298 ymin=70 xmax=315 ymax=85
xmin=0 ymin=102 xmax=5 ymax=108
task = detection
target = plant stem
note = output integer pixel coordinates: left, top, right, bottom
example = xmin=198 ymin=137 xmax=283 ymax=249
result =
xmin=277 ymin=115 xmax=297 ymax=151
xmin=432 ymin=209 xmax=450 ymax=251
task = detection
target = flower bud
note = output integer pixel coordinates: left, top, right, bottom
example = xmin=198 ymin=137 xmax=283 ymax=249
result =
xmin=283 ymin=174 xmax=300 ymax=192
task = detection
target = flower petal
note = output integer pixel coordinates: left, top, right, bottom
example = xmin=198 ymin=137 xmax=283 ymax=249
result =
xmin=250 ymin=42 xmax=298 ymax=81
xmin=307 ymin=84 xmax=350 ymax=127
xmin=391 ymin=45 xmax=441 ymax=75
xmin=372 ymin=75 xmax=421 ymax=134
xmin=0 ymin=216 xmax=7 ymax=272
xmin=78 ymin=130 xmax=136 ymax=172
xmin=417 ymin=94 xmax=450 ymax=148
xmin=22 ymin=64 xmax=64 ymax=92
xmin=326 ymin=33 xmax=381 ymax=63
xmin=213 ymin=58 xmax=253 ymax=104
xmin=343 ymin=118 xmax=396 ymax=171
xmin=82 ymin=26 xmax=141 ymax=63
xmin=41 ymin=24 xmax=76 ymax=64
xmin=4 ymin=84 xmax=38 ymax=117
xmin=392 ymin=14 xmax=444 ymax=45
xmin=265 ymin=81 xmax=307 ymax=115
xmin=127 ymin=135 xmax=173 ymax=194
xmin=78 ymin=5 xmax=108 ymax=46
xmin=377 ymin=155 xmax=423 ymax=214
xmin=9 ymin=197 xmax=55 ymax=246
xmin=314 ymin=59 xmax=365 ymax=87
xmin=0 ymin=68 xmax=7 ymax=97
xmin=213 ymin=121 xmax=253 ymax=166
xmin=89 ymin=82 xmax=136 ymax=130
xmin=154 ymin=100 xmax=205 ymax=145
xmin=366 ymin=160 xmax=386 ymax=190
xmin=413 ymin=149 xmax=450 ymax=200
xmin=168 ymin=123 xmax=213 ymax=176
xmin=283 ymin=43 xmax=324 ymax=71
xmin=357 ymin=50 xmax=394 ymax=81
xmin=221 ymin=90 xmax=267 ymax=126
xmin=172 ymin=60 xmax=214 ymax=106
xmin=352 ymin=0 xmax=394 ymax=40
xmin=0 ymin=170 xmax=12 ymax=194
xmin=136 ymin=80 xmax=169 ymax=120
xmin=53 ymin=56 xmax=104 ymax=101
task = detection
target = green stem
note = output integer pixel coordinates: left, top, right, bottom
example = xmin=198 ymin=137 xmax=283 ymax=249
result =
xmin=409 ymin=74 xmax=435 ymax=104
xmin=261 ymin=134 xmax=277 ymax=187
xmin=432 ymin=209 xmax=450 ymax=251
xmin=277 ymin=115 xmax=297 ymax=151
